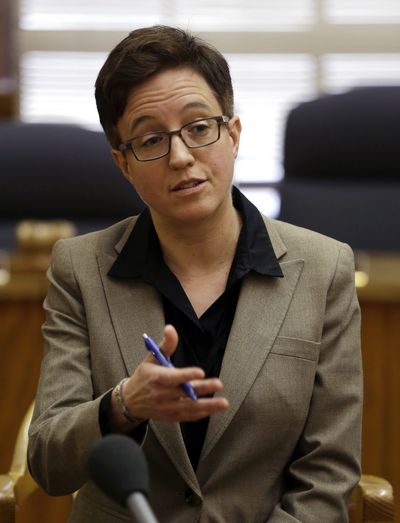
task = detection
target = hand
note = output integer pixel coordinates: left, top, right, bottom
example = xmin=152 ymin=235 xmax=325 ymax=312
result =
xmin=111 ymin=325 xmax=229 ymax=429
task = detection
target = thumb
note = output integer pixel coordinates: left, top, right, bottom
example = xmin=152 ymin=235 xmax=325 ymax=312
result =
xmin=159 ymin=324 xmax=179 ymax=359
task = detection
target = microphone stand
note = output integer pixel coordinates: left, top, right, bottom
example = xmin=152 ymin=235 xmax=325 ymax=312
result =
xmin=126 ymin=492 xmax=159 ymax=523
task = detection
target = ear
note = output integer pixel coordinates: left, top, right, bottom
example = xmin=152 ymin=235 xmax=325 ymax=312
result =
xmin=228 ymin=116 xmax=242 ymax=159
xmin=112 ymin=148 xmax=131 ymax=181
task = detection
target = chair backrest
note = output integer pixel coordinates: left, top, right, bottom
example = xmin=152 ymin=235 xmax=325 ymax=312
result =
xmin=283 ymin=86 xmax=400 ymax=182
xmin=279 ymin=86 xmax=400 ymax=250
xmin=0 ymin=122 xmax=146 ymax=248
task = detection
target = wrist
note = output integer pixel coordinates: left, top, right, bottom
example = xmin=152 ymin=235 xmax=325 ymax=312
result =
xmin=113 ymin=378 xmax=145 ymax=427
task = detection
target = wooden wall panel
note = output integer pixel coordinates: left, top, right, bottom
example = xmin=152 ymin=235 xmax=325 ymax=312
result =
xmin=0 ymin=0 xmax=16 ymax=120
xmin=359 ymin=300 xmax=400 ymax=523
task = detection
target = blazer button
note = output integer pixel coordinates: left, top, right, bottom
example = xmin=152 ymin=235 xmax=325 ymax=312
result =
xmin=184 ymin=488 xmax=202 ymax=507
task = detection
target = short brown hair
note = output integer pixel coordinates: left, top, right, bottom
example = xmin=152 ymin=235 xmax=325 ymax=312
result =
xmin=95 ymin=25 xmax=234 ymax=148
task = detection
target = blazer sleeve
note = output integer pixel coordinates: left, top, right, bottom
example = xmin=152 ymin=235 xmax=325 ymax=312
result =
xmin=267 ymin=243 xmax=362 ymax=522
xmin=28 ymin=239 xmax=107 ymax=495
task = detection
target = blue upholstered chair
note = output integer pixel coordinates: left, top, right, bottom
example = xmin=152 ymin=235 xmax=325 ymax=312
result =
xmin=279 ymin=86 xmax=400 ymax=251
xmin=0 ymin=122 xmax=145 ymax=250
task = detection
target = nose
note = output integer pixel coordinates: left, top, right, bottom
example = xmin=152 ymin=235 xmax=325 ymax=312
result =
xmin=168 ymin=135 xmax=195 ymax=170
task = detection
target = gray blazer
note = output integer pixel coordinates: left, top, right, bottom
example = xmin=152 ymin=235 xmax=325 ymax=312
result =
xmin=28 ymin=215 xmax=362 ymax=523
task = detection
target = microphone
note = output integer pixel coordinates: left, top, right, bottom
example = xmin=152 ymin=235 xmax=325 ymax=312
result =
xmin=87 ymin=434 xmax=159 ymax=523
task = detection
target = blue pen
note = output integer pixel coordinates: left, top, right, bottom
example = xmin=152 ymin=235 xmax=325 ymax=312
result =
xmin=143 ymin=333 xmax=198 ymax=401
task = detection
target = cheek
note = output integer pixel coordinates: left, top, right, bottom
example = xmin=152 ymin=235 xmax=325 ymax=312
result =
xmin=205 ymin=142 xmax=235 ymax=171
xmin=211 ymin=152 xmax=235 ymax=182
xmin=128 ymin=172 xmax=164 ymax=206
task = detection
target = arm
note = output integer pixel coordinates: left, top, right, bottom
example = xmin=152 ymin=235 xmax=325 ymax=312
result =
xmin=267 ymin=243 xmax=362 ymax=522
xmin=28 ymin=240 xmax=105 ymax=495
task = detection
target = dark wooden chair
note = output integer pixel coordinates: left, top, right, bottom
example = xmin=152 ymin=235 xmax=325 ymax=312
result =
xmin=349 ymin=476 xmax=394 ymax=522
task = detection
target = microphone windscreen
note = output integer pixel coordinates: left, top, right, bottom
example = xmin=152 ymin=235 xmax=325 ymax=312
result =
xmin=87 ymin=434 xmax=149 ymax=506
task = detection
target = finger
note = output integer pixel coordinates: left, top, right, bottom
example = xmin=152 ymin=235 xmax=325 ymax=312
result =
xmin=134 ymin=362 xmax=205 ymax=393
xmin=142 ymin=324 xmax=177 ymax=364
xmin=159 ymin=324 xmax=178 ymax=358
xmin=191 ymin=378 xmax=224 ymax=397
xmin=147 ymin=364 xmax=205 ymax=387
xmin=162 ymin=397 xmax=230 ymax=422
xmin=185 ymin=397 xmax=230 ymax=420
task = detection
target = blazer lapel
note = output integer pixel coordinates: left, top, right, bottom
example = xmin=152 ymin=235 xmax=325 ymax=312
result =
xmin=200 ymin=257 xmax=304 ymax=462
xmin=97 ymin=251 xmax=164 ymax=374
xmin=150 ymin=420 xmax=201 ymax=495
xmin=96 ymin=231 xmax=200 ymax=493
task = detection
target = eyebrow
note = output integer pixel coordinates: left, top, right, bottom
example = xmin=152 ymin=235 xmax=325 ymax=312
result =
xmin=128 ymin=101 xmax=214 ymax=135
xmin=129 ymin=115 xmax=155 ymax=135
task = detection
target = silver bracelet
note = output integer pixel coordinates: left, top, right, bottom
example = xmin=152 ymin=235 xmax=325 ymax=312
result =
xmin=114 ymin=378 xmax=144 ymax=424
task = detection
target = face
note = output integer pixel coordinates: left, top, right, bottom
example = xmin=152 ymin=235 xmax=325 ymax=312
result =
xmin=112 ymin=67 xmax=241 ymax=229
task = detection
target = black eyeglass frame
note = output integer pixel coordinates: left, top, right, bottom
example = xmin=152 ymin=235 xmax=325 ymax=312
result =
xmin=118 ymin=115 xmax=230 ymax=162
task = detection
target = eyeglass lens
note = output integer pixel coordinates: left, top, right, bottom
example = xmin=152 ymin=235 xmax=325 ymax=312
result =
xmin=132 ymin=117 xmax=221 ymax=161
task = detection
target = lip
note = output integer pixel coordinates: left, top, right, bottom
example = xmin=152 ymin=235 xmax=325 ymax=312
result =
xmin=171 ymin=179 xmax=207 ymax=193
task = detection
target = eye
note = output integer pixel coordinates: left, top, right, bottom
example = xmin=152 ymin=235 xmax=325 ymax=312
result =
xmin=186 ymin=120 xmax=212 ymax=136
xmin=137 ymin=133 xmax=166 ymax=149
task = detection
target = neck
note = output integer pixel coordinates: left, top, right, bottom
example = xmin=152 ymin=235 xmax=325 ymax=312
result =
xmin=152 ymin=202 xmax=242 ymax=278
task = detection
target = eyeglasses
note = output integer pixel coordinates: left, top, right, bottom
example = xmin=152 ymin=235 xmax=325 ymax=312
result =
xmin=118 ymin=115 xmax=230 ymax=162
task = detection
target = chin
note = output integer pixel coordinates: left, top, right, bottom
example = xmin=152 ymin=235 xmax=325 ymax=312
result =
xmin=170 ymin=202 xmax=218 ymax=225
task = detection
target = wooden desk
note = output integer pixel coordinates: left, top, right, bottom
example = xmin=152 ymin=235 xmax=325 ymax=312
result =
xmin=1 ymin=253 xmax=399 ymax=522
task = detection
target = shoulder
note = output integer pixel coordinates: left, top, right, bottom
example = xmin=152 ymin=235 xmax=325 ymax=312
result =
xmin=53 ymin=217 xmax=137 ymax=254
xmin=264 ymin=217 xmax=355 ymax=278
xmin=49 ymin=216 xmax=138 ymax=276
xmin=267 ymin=217 xmax=344 ymax=252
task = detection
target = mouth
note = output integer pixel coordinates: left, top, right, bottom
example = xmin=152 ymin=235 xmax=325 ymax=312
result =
xmin=171 ymin=179 xmax=206 ymax=192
